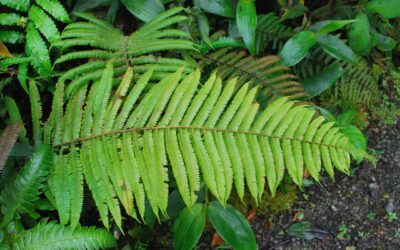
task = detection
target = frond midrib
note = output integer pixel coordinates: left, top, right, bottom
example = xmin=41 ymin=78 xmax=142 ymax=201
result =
xmin=53 ymin=125 xmax=348 ymax=151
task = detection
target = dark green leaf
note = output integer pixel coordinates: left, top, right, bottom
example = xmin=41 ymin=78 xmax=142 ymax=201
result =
xmin=121 ymin=0 xmax=165 ymax=22
xmin=302 ymin=62 xmax=344 ymax=97
xmin=10 ymin=143 xmax=34 ymax=157
xmin=173 ymin=204 xmax=206 ymax=250
xmin=196 ymin=12 xmax=212 ymax=46
xmin=282 ymin=5 xmax=308 ymax=20
xmin=314 ymin=106 xmax=337 ymax=122
xmin=287 ymin=221 xmax=328 ymax=240
xmin=340 ymin=125 xmax=367 ymax=163
xmin=236 ymin=0 xmax=257 ymax=54
xmin=309 ymin=19 xmax=356 ymax=34
xmin=374 ymin=32 xmax=396 ymax=52
xmin=367 ymin=0 xmax=400 ymax=19
xmin=106 ymin=0 xmax=120 ymax=24
xmin=317 ymin=34 xmax=357 ymax=64
xmin=166 ymin=190 xmax=186 ymax=220
xmin=73 ymin=0 xmax=116 ymax=12
xmin=194 ymin=0 xmax=235 ymax=18
xmin=337 ymin=109 xmax=356 ymax=125
xmin=348 ymin=12 xmax=371 ymax=55
xmin=279 ymin=31 xmax=317 ymax=66
xmin=207 ymin=201 xmax=256 ymax=250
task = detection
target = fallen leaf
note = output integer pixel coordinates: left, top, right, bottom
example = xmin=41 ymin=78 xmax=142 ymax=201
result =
xmin=0 ymin=41 xmax=13 ymax=58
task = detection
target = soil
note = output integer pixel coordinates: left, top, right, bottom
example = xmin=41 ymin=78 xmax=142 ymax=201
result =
xmin=144 ymin=120 xmax=400 ymax=250
xmin=249 ymin=120 xmax=400 ymax=249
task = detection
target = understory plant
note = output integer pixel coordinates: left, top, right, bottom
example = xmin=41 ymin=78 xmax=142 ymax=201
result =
xmin=1 ymin=0 xmax=399 ymax=249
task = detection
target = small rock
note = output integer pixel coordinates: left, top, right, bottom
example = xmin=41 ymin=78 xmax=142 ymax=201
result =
xmin=385 ymin=199 xmax=395 ymax=213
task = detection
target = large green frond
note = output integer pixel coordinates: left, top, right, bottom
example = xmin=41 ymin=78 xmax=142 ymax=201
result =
xmin=53 ymin=7 xmax=197 ymax=96
xmin=200 ymin=47 xmax=309 ymax=104
xmin=13 ymin=220 xmax=116 ymax=250
xmin=0 ymin=144 xmax=52 ymax=227
xmin=45 ymin=65 xmax=355 ymax=228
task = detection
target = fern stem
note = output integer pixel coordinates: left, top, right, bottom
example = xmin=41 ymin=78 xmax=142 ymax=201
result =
xmin=52 ymin=125 xmax=348 ymax=151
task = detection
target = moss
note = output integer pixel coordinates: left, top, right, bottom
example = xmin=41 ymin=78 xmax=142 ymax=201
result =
xmin=227 ymin=183 xmax=298 ymax=215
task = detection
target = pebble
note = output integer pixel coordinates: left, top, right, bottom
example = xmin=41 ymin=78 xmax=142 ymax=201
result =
xmin=385 ymin=199 xmax=395 ymax=213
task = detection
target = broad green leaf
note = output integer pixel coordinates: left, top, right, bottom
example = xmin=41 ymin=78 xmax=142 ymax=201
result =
xmin=374 ymin=32 xmax=396 ymax=52
xmin=196 ymin=11 xmax=212 ymax=46
xmin=121 ymin=0 xmax=165 ymax=22
xmin=279 ymin=31 xmax=317 ymax=66
xmin=317 ymin=34 xmax=357 ymax=64
xmin=236 ymin=0 xmax=257 ymax=55
xmin=348 ymin=12 xmax=371 ymax=55
xmin=173 ymin=204 xmax=206 ymax=250
xmin=282 ymin=5 xmax=308 ymax=20
xmin=194 ymin=0 xmax=235 ymax=18
xmin=207 ymin=201 xmax=256 ymax=250
xmin=286 ymin=221 xmax=328 ymax=240
xmin=367 ymin=0 xmax=400 ymax=19
xmin=340 ymin=125 xmax=367 ymax=163
xmin=309 ymin=19 xmax=356 ymax=34
xmin=336 ymin=109 xmax=356 ymax=125
xmin=302 ymin=62 xmax=344 ymax=97
xmin=106 ymin=0 xmax=120 ymax=24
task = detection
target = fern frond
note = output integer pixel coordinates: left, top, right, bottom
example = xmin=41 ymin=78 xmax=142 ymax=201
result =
xmin=0 ymin=13 xmax=27 ymax=27
xmin=0 ymin=0 xmax=68 ymax=75
xmin=45 ymin=65 xmax=354 ymax=227
xmin=0 ymin=144 xmax=52 ymax=227
xmin=200 ymin=47 xmax=309 ymax=103
xmin=35 ymin=0 xmax=70 ymax=23
xmin=256 ymin=13 xmax=293 ymax=53
xmin=13 ymin=220 xmax=116 ymax=250
xmin=25 ymin=22 xmax=52 ymax=75
xmin=0 ymin=30 xmax=24 ymax=43
xmin=0 ymin=0 xmax=29 ymax=12
xmin=323 ymin=58 xmax=379 ymax=107
xmin=54 ymin=7 xmax=197 ymax=96
xmin=29 ymin=81 xmax=43 ymax=148
xmin=28 ymin=5 xmax=60 ymax=42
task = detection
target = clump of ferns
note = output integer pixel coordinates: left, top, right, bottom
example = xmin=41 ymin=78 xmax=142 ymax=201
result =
xmin=197 ymin=46 xmax=308 ymax=106
xmin=52 ymin=7 xmax=198 ymax=97
xmin=324 ymin=60 xmax=379 ymax=108
xmin=0 ymin=0 xmax=70 ymax=76
xmin=294 ymin=46 xmax=380 ymax=108
xmin=255 ymin=12 xmax=293 ymax=53
xmin=195 ymin=29 xmax=307 ymax=106
xmin=23 ymin=60 xmax=367 ymax=230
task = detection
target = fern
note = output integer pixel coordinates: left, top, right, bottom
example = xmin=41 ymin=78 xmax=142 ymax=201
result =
xmin=0 ymin=0 xmax=70 ymax=75
xmin=256 ymin=13 xmax=293 ymax=54
xmin=34 ymin=62 xmax=355 ymax=229
xmin=53 ymin=7 xmax=197 ymax=96
xmin=13 ymin=220 xmax=116 ymax=250
xmin=0 ymin=144 xmax=52 ymax=227
xmin=200 ymin=47 xmax=309 ymax=103
xmin=294 ymin=46 xmax=339 ymax=81
xmin=323 ymin=58 xmax=379 ymax=107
